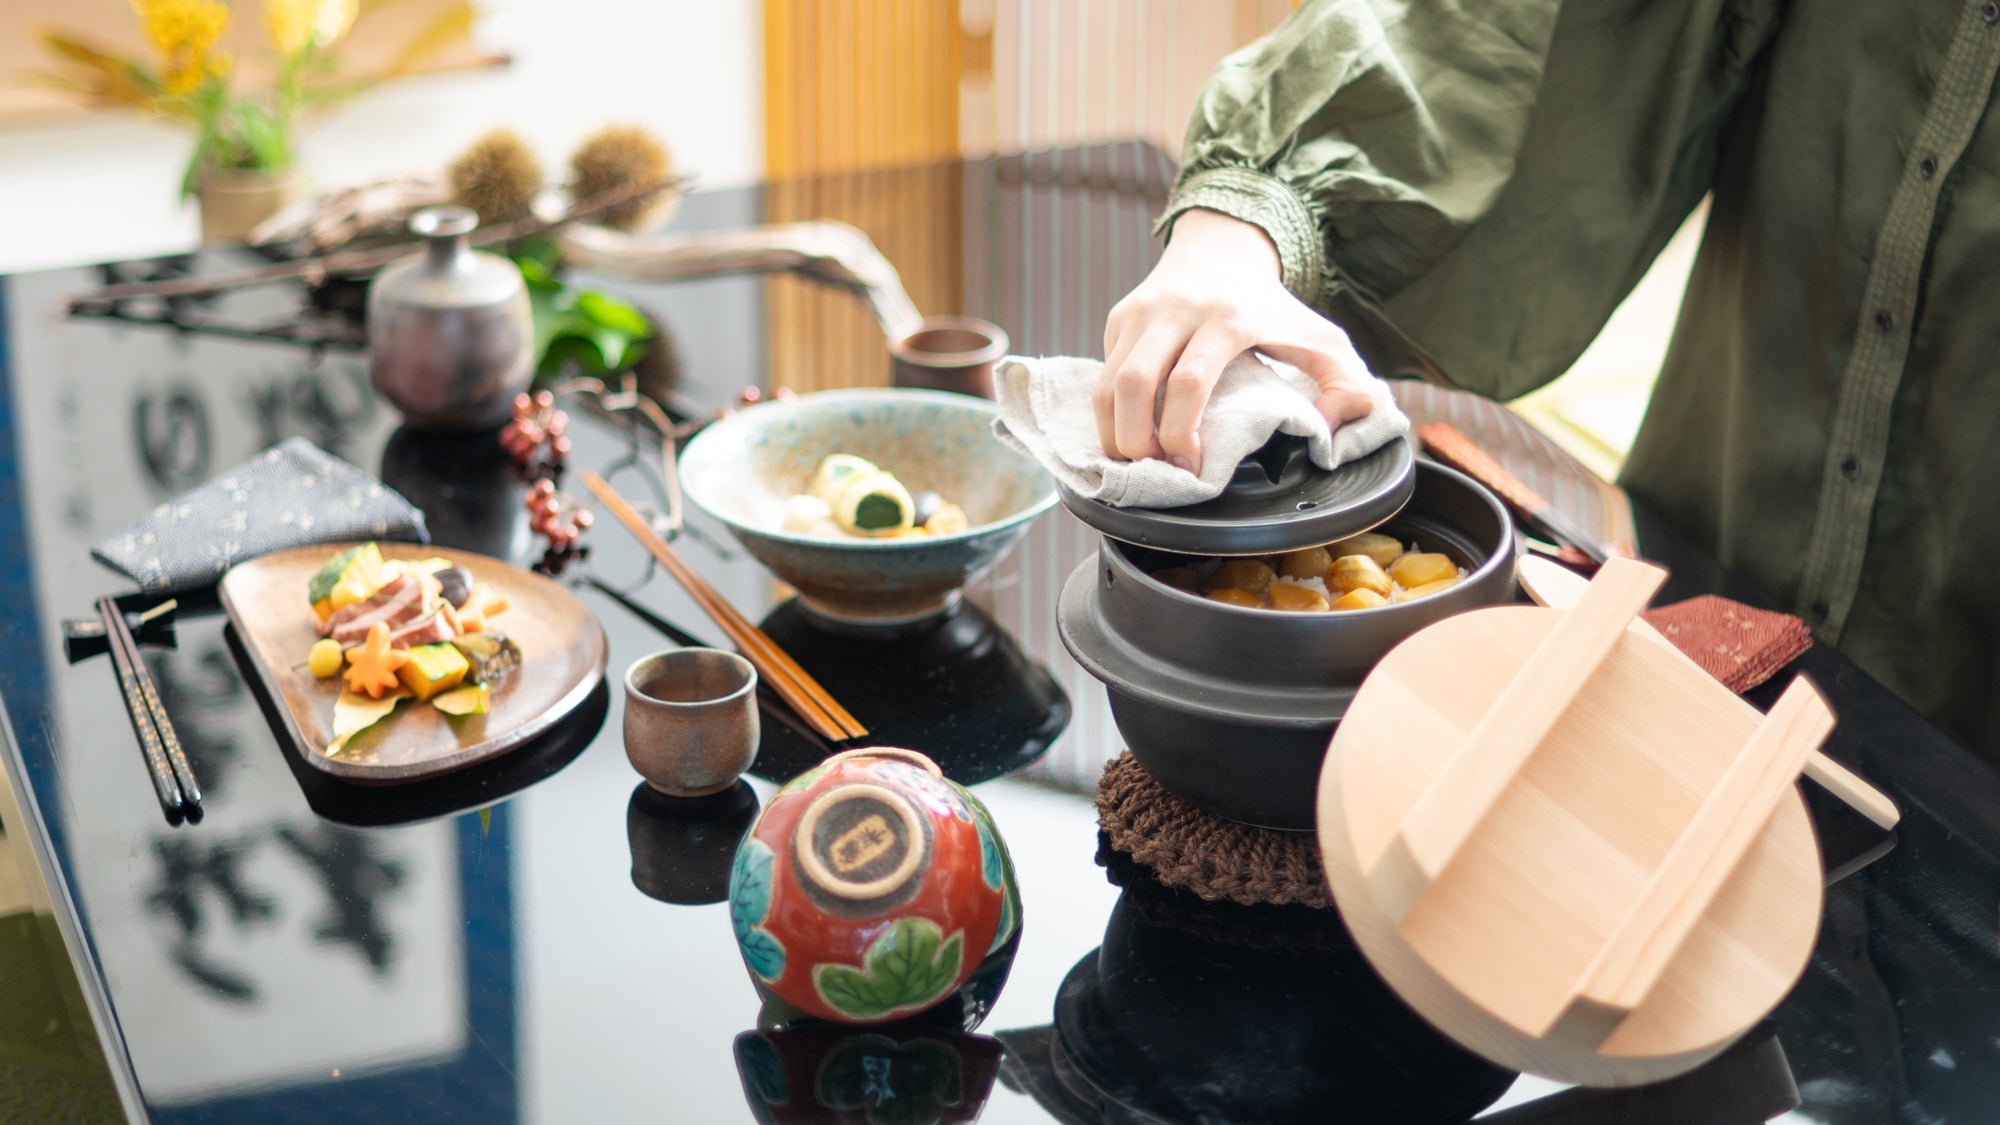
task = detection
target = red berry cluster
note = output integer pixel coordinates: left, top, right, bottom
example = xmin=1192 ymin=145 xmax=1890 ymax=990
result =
xmin=500 ymin=391 xmax=572 ymax=475
xmin=526 ymin=478 xmax=593 ymax=547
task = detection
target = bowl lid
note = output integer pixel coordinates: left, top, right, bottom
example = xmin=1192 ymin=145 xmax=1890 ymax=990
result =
xmin=1058 ymin=433 xmax=1416 ymax=556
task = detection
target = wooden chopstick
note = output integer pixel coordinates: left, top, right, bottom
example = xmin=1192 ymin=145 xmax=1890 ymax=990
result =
xmin=1417 ymin=422 xmax=1612 ymax=568
xmin=579 ymin=470 xmax=869 ymax=742
xmin=97 ymin=597 xmax=200 ymax=823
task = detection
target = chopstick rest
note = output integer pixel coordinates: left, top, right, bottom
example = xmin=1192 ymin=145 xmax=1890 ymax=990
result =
xmin=63 ymin=599 xmax=179 ymax=663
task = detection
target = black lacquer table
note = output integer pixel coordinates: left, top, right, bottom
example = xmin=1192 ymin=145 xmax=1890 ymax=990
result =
xmin=0 ymin=145 xmax=1993 ymax=1124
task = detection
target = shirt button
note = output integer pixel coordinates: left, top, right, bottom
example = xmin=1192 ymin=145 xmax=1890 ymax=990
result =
xmin=1810 ymin=599 xmax=1830 ymax=623
xmin=1840 ymin=454 xmax=1861 ymax=479
xmin=1984 ymin=1 xmax=1999 ymax=23
xmin=1874 ymin=310 xmax=1895 ymax=333
xmin=1920 ymin=156 xmax=1939 ymax=178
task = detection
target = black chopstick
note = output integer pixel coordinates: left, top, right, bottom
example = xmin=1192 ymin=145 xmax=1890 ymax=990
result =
xmin=97 ymin=597 xmax=201 ymax=823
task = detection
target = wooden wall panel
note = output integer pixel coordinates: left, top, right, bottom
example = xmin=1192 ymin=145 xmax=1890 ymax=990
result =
xmin=757 ymin=1 xmax=1297 ymax=394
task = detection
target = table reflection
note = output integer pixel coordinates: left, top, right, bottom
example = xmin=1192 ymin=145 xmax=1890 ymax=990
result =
xmin=997 ymin=853 xmax=1517 ymax=1124
xmin=626 ymin=779 xmax=761 ymax=906
xmin=750 ymin=597 xmax=1070 ymax=786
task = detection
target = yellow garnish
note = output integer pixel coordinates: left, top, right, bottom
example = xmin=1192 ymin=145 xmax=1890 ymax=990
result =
xmin=307 ymin=637 xmax=344 ymax=678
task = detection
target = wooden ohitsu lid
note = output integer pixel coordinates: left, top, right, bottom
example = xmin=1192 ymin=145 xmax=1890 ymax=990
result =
xmin=1316 ymin=557 xmax=1840 ymax=1086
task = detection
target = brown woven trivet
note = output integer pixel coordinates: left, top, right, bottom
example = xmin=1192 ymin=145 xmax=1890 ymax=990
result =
xmin=1095 ymin=752 xmax=1332 ymax=910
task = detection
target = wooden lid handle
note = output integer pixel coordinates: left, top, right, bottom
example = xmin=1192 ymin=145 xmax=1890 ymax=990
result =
xmin=1368 ymin=557 xmax=1668 ymax=922
xmin=1545 ymin=676 xmax=1834 ymax=1047
xmin=1516 ymin=555 xmax=1899 ymax=832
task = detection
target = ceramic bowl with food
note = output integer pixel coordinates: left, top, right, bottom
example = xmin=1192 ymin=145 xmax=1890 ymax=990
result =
xmin=678 ymin=389 xmax=1056 ymax=624
xmin=1057 ymin=460 xmax=1520 ymax=830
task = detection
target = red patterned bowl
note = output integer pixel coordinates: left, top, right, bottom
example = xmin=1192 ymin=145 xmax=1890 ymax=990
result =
xmin=729 ymin=747 xmax=1021 ymax=1024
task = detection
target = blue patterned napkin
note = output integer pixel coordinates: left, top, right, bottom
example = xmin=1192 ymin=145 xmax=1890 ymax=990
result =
xmin=92 ymin=437 xmax=430 ymax=594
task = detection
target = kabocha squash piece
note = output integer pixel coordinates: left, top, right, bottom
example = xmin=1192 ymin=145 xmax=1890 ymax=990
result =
xmin=1151 ymin=567 xmax=1201 ymax=591
xmin=834 ymin=471 xmax=915 ymax=537
xmin=343 ymin=621 xmax=410 ymax=699
xmin=1206 ymin=559 xmax=1276 ymax=596
xmin=1206 ymin=588 xmax=1266 ymax=609
xmin=1396 ymin=575 xmax=1462 ymax=602
xmin=308 ymin=638 xmax=345 ymax=679
xmin=1330 ymin=588 xmax=1390 ymax=611
xmin=1329 ymin=532 xmax=1403 ymax=570
xmin=309 ymin=542 xmax=386 ymax=620
xmin=432 ymin=682 xmax=490 ymax=716
xmin=398 ymin=643 xmax=471 ymax=702
xmin=1278 ymin=545 xmax=1334 ymax=580
xmin=1329 ymin=554 xmax=1393 ymax=597
xmin=810 ymin=454 xmax=879 ymax=505
xmin=1269 ymin=582 xmax=1332 ymax=612
xmin=1388 ymin=552 xmax=1458 ymax=589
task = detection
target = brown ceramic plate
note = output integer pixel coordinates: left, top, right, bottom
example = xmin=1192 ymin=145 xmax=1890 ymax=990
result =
xmin=220 ymin=542 xmax=607 ymax=784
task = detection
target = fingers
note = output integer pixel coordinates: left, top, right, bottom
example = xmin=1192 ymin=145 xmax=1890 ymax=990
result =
xmin=1258 ymin=328 xmax=1377 ymax=429
xmin=1155 ymin=321 xmax=1250 ymax=474
xmin=1111 ymin=328 xmax=1190 ymax=461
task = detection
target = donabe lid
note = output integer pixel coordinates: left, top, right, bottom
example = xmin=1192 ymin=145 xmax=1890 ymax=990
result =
xmin=1058 ymin=433 xmax=1416 ymax=556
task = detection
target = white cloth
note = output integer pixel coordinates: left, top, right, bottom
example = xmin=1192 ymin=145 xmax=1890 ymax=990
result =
xmin=991 ymin=351 xmax=1409 ymax=508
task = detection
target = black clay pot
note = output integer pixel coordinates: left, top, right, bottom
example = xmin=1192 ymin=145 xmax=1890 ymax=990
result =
xmin=1057 ymin=459 xmax=1518 ymax=830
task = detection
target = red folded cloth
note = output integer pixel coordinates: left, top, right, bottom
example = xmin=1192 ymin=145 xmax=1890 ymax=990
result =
xmin=1641 ymin=596 xmax=1814 ymax=694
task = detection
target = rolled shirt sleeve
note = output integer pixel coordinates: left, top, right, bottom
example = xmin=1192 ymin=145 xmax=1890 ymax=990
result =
xmin=1160 ymin=0 xmax=1784 ymax=401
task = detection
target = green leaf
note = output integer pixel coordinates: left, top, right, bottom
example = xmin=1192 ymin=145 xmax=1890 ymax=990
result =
xmin=813 ymin=918 xmax=964 ymax=1020
xmin=573 ymin=289 xmax=652 ymax=337
xmin=477 ymin=806 xmax=491 ymax=834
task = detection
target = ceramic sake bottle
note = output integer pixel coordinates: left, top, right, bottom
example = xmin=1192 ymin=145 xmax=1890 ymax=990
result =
xmin=367 ymin=205 xmax=534 ymax=430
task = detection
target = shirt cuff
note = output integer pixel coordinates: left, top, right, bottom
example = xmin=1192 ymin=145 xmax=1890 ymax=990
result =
xmin=1156 ymin=165 xmax=1327 ymax=307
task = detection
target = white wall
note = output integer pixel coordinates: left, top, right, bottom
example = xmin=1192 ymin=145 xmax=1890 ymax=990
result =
xmin=0 ymin=0 xmax=764 ymax=274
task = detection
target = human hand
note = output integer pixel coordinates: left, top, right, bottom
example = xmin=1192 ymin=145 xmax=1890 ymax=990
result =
xmin=1097 ymin=208 xmax=1376 ymax=475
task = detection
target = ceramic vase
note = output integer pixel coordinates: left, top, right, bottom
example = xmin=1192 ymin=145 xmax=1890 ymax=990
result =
xmin=728 ymin=747 xmax=1020 ymax=1024
xmin=366 ymin=205 xmax=534 ymax=430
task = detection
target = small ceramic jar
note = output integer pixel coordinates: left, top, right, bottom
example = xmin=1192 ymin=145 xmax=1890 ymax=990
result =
xmin=728 ymin=747 xmax=1020 ymax=1024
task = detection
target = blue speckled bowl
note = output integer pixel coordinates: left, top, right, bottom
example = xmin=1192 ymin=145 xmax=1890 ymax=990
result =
xmin=679 ymin=389 xmax=1058 ymax=623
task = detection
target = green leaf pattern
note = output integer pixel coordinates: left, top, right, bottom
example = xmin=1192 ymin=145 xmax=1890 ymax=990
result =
xmin=730 ymin=838 xmax=786 ymax=982
xmin=814 ymin=918 xmax=964 ymax=1020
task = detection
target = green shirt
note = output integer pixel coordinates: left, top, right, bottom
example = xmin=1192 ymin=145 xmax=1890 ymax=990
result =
xmin=1163 ymin=0 xmax=2000 ymax=759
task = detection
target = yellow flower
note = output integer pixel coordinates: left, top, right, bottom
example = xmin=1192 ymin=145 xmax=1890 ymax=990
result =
xmin=265 ymin=0 xmax=356 ymax=57
xmin=131 ymin=0 xmax=231 ymax=97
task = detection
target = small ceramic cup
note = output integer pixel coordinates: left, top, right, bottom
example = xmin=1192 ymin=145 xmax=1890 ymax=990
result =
xmin=622 ymin=649 xmax=760 ymax=797
xmin=889 ymin=316 xmax=1009 ymax=398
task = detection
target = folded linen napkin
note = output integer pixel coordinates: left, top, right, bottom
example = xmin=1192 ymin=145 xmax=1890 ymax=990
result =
xmin=992 ymin=351 xmax=1409 ymax=508
xmin=92 ymin=437 xmax=430 ymax=595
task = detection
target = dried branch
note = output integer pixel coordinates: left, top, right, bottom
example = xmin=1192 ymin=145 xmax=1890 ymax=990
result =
xmin=63 ymin=175 xmax=695 ymax=310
